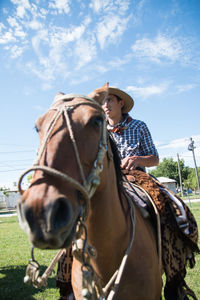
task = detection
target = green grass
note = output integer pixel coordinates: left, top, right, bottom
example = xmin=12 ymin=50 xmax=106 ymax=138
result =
xmin=183 ymin=202 xmax=200 ymax=298
xmin=161 ymin=202 xmax=200 ymax=299
xmin=0 ymin=203 xmax=200 ymax=299
xmin=0 ymin=216 xmax=59 ymax=300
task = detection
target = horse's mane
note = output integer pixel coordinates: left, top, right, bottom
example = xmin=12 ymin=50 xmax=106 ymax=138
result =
xmin=108 ymin=133 xmax=123 ymax=194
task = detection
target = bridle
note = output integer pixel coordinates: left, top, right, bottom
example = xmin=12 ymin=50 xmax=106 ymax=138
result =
xmin=18 ymin=94 xmax=135 ymax=300
xmin=18 ymin=94 xmax=108 ymax=221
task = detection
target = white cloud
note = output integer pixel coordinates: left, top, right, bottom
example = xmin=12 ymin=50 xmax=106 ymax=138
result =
xmin=89 ymin=0 xmax=130 ymax=14
xmin=126 ymin=83 xmax=168 ymax=99
xmin=96 ymin=14 xmax=130 ymax=49
xmin=158 ymin=136 xmax=200 ymax=150
xmin=7 ymin=16 xmax=26 ymax=39
xmin=7 ymin=16 xmax=19 ymax=28
xmin=109 ymin=54 xmax=131 ymax=68
xmin=176 ymin=84 xmax=196 ymax=93
xmin=132 ymin=34 xmax=183 ymax=63
xmin=49 ymin=19 xmax=89 ymax=46
xmin=32 ymin=29 xmax=49 ymax=54
xmin=70 ymin=74 xmax=91 ymax=85
xmin=90 ymin=0 xmax=131 ymax=49
xmin=0 ymin=23 xmax=6 ymax=31
xmin=33 ymin=105 xmax=44 ymax=111
xmin=89 ymin=0 xmax=105 ymax=13
xmin=75 ymin=37 xmax=97 ymax=69
xmin=10 ymin=0 xmax=31 ymax=18
xmin=49 ymin=0 xmax=71 ymax=14
xmin=157 ymin=138 xmax=190 ymax=150
xmin=132 ymin=0 xmax=146 ymax=25
xmin=26 ymin=61 xmax=56 ymax=82
xmin=1 ymin=0 xmax=132 ymax=85
xmin=0 ymin=30 xmax=16 ymax=44
xmin=27 ymin=16 xmax=92 ymax=82
xmin=156 ymin=135 xmax=200 ymax=167
xmin=28 ymin=20 xmax=43 ymax=30
xmin=10 ymin=44 xmax=26 ymax=58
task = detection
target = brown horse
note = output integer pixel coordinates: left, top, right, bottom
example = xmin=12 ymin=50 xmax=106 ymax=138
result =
xmin=18 ymin=83 xmax=162 ymax=299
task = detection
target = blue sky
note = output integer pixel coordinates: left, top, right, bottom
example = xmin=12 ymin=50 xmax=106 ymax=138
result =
xmin=0 ymin=0 xmax=200 ymax=187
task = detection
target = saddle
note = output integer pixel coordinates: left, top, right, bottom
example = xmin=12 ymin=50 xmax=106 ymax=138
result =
xmin=123 ymin=170 xmax=199 ymax=300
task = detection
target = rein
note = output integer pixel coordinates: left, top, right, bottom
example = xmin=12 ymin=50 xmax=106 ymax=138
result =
xmin=18 ymin=94 xmax=135 ymax=299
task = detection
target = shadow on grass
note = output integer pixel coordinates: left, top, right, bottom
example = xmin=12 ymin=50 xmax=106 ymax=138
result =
xmin=0 ymin=265 xmax=57 ymax=300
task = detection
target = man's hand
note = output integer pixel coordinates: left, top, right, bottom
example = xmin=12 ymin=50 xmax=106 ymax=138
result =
xmin=121 ymin=155 xmax=159 ymax=173
xmin=121 ymin=156 xmax=141 ymax=171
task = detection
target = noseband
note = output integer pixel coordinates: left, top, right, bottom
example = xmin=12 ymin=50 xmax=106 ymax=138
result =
xmin=18 ymin=94 xmax=108 ymax=221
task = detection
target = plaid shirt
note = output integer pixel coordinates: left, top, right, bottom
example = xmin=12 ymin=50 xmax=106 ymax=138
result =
xmin=107 ymin=114 xmax=158 ymax=161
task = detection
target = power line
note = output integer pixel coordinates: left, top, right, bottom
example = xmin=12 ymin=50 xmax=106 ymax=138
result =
xmin=0 ymin=150 xmax=35 ymax=154
xmin=0 ymin=168 xmax=26 ymax=173
xmin=0 ymin=159 xmax=33 ymax=163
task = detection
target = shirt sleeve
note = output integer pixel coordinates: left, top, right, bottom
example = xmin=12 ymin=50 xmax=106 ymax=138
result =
xmin=139 ymin=122 xmax=159 ymax=157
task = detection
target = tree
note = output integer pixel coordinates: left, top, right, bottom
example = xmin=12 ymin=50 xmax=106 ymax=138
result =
xmin=150 ymin=157 xmax=190 ymax=183
xmin=184 ymin=167 xmax=200 ymax=192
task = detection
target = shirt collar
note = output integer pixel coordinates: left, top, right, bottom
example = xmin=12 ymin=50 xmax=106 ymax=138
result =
xmin=107 ymin=114 xmax=132 ymax=134
xmin=107 ymin=114 xmax=130 ymax=130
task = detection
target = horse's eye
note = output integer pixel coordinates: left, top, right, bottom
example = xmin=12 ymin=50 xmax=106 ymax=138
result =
xmin=92 ymin=116 xmax=103 ymax=128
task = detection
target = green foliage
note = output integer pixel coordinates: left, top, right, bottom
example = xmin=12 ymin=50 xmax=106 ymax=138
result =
xmin=184 ymin=167 xmax=200 ymax=191
xmin=150 ymin=157 xmax=190 ymax=182
xmin=150 ymin=157 xmax=200 ymax=192
xmin=0 ymin=188 xmax=9 ymax=197
xmin=27 ymin=174 xmax=33 ymax=183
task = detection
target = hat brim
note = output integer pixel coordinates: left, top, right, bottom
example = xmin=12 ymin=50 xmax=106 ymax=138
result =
xmin=109 ymin=87 xmax=134 ymax=113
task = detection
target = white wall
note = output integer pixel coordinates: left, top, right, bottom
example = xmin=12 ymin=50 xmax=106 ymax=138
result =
xmin=161 ymin=182 xmax=177 ymax=194
xmin=0 ymin=191 xmax=20 ymax=209
xmin=0 ymin=191 xmax=6 ymax=208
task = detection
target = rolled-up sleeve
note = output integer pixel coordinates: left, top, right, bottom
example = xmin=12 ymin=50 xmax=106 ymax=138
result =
xmin=139 ymin=122 xmax=159 ymax=157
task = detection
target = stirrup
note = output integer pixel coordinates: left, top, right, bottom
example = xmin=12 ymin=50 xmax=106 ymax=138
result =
xmin=160 ymin=187 xmax=190 ymax=235
xmin=176 ymin=215 xmax=190 ymax=234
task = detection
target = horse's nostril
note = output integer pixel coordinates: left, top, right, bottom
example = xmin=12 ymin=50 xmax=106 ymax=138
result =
xmin=23 ymin=205 xmax=36 ymax=231
xmin=49 ymin=197 xmax=71 ymax=231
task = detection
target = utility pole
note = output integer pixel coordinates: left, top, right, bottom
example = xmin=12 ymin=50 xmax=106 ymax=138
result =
xmin=188 ymin=137 xmax=200 ymax=195
xmin=177 ymin=153 xmax=183 ymax=197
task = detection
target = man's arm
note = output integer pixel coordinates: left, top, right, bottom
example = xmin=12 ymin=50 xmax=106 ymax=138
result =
xmin=121 ymin=154 xmax=159 ymax=171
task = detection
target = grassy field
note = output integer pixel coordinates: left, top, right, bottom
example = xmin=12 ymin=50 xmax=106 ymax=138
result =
xmin=0 ymin=203 xmax=200 ymax=300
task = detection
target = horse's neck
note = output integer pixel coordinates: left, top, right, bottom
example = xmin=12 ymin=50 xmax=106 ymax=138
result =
xmin=86 ymin=163 xmax=130 ymax=280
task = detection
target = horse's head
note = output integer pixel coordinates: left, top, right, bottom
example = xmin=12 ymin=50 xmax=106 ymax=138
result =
xmin=17 ymin=83 xmax=109 ymax=249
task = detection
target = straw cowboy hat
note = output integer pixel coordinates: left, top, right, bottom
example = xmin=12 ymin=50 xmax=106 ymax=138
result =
xmin=109 ymin=86 xmax=134 ymax=113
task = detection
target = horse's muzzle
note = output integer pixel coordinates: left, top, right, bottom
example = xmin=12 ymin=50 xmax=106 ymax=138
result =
xmin=17 ymin=196 xmax=78 ymax=249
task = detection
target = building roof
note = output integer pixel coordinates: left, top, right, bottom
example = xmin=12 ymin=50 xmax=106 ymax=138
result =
xmin=157 ymin=177 xmax=177 ymax=183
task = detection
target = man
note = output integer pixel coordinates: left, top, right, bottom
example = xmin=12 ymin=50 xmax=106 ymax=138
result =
xmin=102 ymin=86 xmax=199 ymax=300
xmin=102 ymin=87 xmax=159 ymax=172
xmin=57 ymin=85 xmax=198 ymax=300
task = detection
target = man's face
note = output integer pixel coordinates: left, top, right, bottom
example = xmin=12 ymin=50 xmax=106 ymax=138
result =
xmin=102 ymin=94 xmax=124 ymax=119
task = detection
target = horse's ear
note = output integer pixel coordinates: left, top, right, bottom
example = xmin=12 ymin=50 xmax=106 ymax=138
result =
xmin=88 ymin=82 xmax=109 ymax=105
xmin=54 ymin=92 xmax=65 ymax=103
